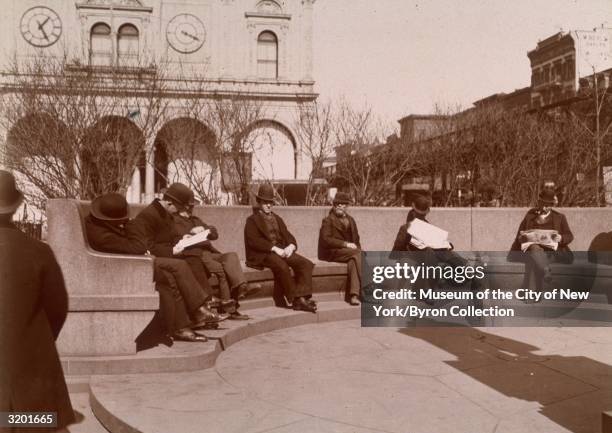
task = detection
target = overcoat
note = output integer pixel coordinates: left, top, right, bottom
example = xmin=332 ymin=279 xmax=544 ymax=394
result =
xmin=0 ymin=222 xmax=75 ymax=431
xmin=130 ymin=199 xmax=177 ymax=257
xmin=509 ymin=208 xmax=574 ymax=263
xmin=318 ymin=210 xmax=361 ymax=261
xmin=391 ymin=210 xmax=429 ymax=252
xmin=244 ymin=209 xmax=297 ymax=269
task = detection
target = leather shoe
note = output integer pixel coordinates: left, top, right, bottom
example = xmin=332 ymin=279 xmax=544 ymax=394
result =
xmin=273 ymin=296 xmax=290 ymax=309
xmin=205 ymin=296 xmax=235 ymax=311
xmin=292 ymin=297 xmax=316 ymax=313
xmin=172 ymin=328 xmax=208 ymax=342
xmin=232 ymin=283 xmax=262 ymax=300
xmin=349 ymin=295 xmax=360 ymax=306
xmin=192 ymin=305 xmax=229 ymax=327
xmin=228 ymin=311 xmax=251 ymax=320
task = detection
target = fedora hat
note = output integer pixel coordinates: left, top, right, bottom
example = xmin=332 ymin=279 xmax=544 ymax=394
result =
xmin=539 ymin=190 xmax=556 ymax=205
xmin=0 ymin=170 xmax=24 ymax=214
xmin=255 ymin=184 xmax=276 ymax=203
xmin=333 ymin=191 xmax=351 ymax=205
xmin=163 ymin=183 xmax=193 ymax=208
xmin=91 ymin=193 xmax=129 ymax=222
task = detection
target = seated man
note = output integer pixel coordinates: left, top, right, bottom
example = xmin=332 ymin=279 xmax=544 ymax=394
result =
xmin=86 ymin=193 xmax=226 ymax=342
xmin=509 ymin=190 xmax=574 ymax=290
xmin=318 ymin=192 xmax=362 ymax=306
xmin=244 ymin=184 xmax=317 ymax=313
xmin=391 ymin=195 xmax=478 ymax=299
xmin=130 ymin=183 xmax=234 ymax=315
xmin=172 ymin=188 xmax=260 ymax=321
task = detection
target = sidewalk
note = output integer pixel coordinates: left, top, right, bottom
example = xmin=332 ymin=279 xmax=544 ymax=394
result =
xmin=83 ymin=316 xmax=612 ymax=433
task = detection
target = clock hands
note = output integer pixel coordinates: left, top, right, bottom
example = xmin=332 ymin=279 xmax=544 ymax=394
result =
xmin=37 ymin=19 xmax=49 ymax=41
xmin=181 ymin=30 xmax=200 ymax=42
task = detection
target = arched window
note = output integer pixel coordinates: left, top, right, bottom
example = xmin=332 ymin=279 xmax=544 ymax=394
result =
xmin=117 ymin=24 xmax=139 ymax=67
xmin=257 ymin=31 xmax=278 ymax=79
xmin=90 ymin=23 xmax=112 ymax=66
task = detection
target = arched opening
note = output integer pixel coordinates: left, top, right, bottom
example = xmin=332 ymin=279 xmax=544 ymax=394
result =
xmin=257 ymin=31 xmax=278 ymax=79
xmin=154 ymin=118 xmax=218 ymax=203
xmin=90 ymin=22 xmax=112 ymax=66
xmin=117 ymin=24 xmax=139 ymax=67
xmin=81 ymin=116 xmax=144 ymax=199
xmin=6 ymin=113 xmax=75 ymax=200
xmin=243 ymin=120 xmax=297 ymax=181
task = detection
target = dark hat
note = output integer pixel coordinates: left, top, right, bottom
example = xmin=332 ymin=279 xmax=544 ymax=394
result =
xmin=163 ymin=183 xmax=193 ymax=207
xmin=333 ymin=191 xmax=351 ymax=205
xmin=539 ymin=189 xmax=556 ymax=205
xmin=413 ymin=195 xmax=431 ymax=212
xmin=0 ymin=170 xmax=24 ymax=214
xmin=91 ymin=193 xmax=129 ymax=222
xmin=255 ymin=184 xmax=276 ymax=203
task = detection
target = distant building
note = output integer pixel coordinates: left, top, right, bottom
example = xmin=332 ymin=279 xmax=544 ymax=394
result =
xmin=528 ymin=27 xmax=612 ymax=108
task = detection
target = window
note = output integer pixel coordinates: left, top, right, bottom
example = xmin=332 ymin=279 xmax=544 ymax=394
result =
xmin=257 ymin=31 xmax=278 ymax=79
xmin=90 ymin=23 xmax=112 ymax=66
xmin=117 ymin=24 xmax=139 ymax=67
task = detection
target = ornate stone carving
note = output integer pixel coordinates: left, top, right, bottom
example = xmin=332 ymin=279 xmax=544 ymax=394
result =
xmin=257 ymin=1 xmax=282 ymax=13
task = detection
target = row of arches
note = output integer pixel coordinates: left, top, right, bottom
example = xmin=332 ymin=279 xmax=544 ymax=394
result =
xmin=6 ymin=113 xmax=298 ymax=202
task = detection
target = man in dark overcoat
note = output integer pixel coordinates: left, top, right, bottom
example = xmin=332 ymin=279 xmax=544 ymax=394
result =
xmin=129 ymin=183 xmax=233 ymax=315
xmin=244 ymin=184 xmax=316 ymax=312
xmin=86 ymin=193 xmax=227 ymax=342
xmin=172 ymin=188 xmax=260 ymax=321
xmin=318 ymin=192 xmax=362 ymax=306
xmin=0 ymin=170 xmax=75 ymax=431
xmin=509 ymin=190 xmax=574 ymax=290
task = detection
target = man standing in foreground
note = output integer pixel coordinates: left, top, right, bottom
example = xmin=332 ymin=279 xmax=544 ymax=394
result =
xmin=0 ymin=170 xmax=75 ymax=432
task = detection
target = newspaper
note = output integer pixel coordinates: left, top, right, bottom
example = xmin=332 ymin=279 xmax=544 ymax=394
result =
xmin=175 ymin=229 xmax=211 ymax=250
xmin=407 ymin=218 xmax=452 ymax=250
xmin=520 ymin=229 xmax=559 ymax=252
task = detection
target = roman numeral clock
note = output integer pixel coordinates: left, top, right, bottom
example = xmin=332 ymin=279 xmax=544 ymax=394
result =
xmin=20 ymin=6 xmax=62 ymax=47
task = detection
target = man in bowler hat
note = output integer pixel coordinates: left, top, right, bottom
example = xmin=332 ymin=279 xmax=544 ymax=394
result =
xmin=0 ymin=170 xmax=75 ymax=431
xmin=86 ymin=192 xmax=227 ymax=342
xmin=244 ymin=184 xmax=317 ymax=312
xmin=510 ymin=189 xmax=574 ymax=291
xmin=318 ymin=191 xmax=362 ymax=306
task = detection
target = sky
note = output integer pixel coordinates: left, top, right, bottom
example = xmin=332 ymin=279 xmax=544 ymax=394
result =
xmin=312 ymin=0 xmax=612 ymax=126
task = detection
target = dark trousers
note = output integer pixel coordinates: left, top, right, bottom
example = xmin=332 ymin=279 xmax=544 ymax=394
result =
xmin=154 ymin=257 xmax=208 ymax=315
xmin=156 ymin=283 xmax=191 ymax=333
xmin=523 ymin=244 xmax=571 ymax=290
xmin=201 ymin=251 xmax=247 ymax=301
xmin=325 ymin=248 xmax=362 ymax=297
xmin=182 ymin=256 xmax=213 ymax=296
xmin=262 ymin=252 xmax=313 ymax=303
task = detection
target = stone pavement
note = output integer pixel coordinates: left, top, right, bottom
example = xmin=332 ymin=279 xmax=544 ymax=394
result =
xmin=85 ymin=317 xmax=612 ymax=433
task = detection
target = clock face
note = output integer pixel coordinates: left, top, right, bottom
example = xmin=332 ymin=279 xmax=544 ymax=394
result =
xmin=166 ymin=14 xmax=206 ymax=54
xmin=20 ymin=6 xmax=62 ymax=48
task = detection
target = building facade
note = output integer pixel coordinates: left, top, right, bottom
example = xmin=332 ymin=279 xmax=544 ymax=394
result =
xmin=0 ymin=0 xmax=317 ymax=204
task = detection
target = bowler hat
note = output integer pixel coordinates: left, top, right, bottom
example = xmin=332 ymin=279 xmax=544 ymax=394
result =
xmin=0 ymin=170 xmax=24 ymax=214
xmin=413 ymin=195 xmax=431 ymax=212
xmin=91 ymin=193 xmax=129 ymax=222
xmin=539 ymin=190 xmax=556 ymax=205
xmin=333 ymin=191 xmax=351 ymax=205
xmin=163 ymin=183 xmax=193 ymax=208
xmin=255 ymin=184 xmax=276 ymax=203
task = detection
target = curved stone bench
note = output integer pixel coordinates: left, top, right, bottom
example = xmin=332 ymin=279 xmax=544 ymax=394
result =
xmin=46 ymin=199 xmax=349 ymax=357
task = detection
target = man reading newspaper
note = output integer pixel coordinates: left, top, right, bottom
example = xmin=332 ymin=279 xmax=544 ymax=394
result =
xmin=391 ymin=195 xmax=481 ymax=304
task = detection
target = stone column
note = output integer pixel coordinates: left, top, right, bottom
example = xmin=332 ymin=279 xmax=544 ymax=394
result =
xmin=127 ymin=168 xmax=141 ymax=203
xmin=301 ymin=0 xmax=315 ymax=81
xmin=145 ymin=138 xmax=155 ymax=203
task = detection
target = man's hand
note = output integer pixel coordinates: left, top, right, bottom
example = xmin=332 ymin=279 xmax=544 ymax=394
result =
xmin=552 ymin=233 xmax=562 ymax=243
xmin=190 ymin=226 xmax=205 ymax=234
xmin=284 ymin=244 xmax=296 ymax=258
xmin=345 ymin=242 xmax=358 ymax=249
xmin=272 ymin=246 xmax=286 ymax=257
xmin=172 ymin=243 xmax=185 ymax=256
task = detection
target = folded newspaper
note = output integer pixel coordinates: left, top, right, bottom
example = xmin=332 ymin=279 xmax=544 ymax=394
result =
xmin=175 ymin=229 xmax=211 ymax=250
xmin=520 ymin=229 xmax=559 ymax=252
xmin=407 ymin=218 xmax=451 ymax=250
